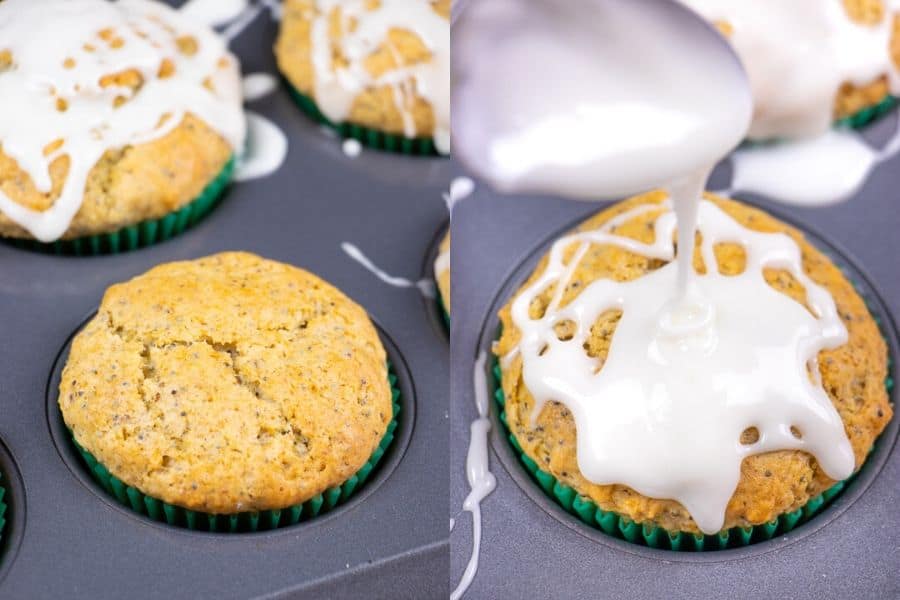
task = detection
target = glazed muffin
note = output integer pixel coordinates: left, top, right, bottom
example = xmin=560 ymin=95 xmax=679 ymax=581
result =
xmin=275 ymin=0 xmax=450 ymax=154
xmin=495 ymin=191 xmax=892 ymax=535
xmin=435 ymin=232 xmax=450 ymax=314
xmin=832 ymin=0 xmax=900 ymax=121
xmin=681 ymin=0 xmax=900 ymax=139
xmin=0 ymin=0 xmax=244 ymax=246
xmin=59 ymin=252 xmax=392 ymax=516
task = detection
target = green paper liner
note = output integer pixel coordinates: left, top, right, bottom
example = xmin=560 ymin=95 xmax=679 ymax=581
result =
xmin=437 ymin=287 xmax=450 ymax=330
xmin=70 ymin=361 xmax=401 ymax=533
xmin=6 ymin=156 xmax=235 ymax=256
xmin=493 ymin=358 xmax=854 ymax=551
xmin=285 ymin=82 xmax=441 ymax=157
xmin=836 ymin=94 xmax=898 ymax=130
xmin=491 ymin=252 xmax=893 ymax=551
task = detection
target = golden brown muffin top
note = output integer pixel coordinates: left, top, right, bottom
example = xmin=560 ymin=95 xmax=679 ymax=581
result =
xmin=496 ymin=192 xmax=892 ymax=533
xmin=59 ymin=252 xmax=392 ymax=514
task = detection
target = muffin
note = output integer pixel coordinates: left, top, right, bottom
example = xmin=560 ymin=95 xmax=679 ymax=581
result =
xmin=435 ymin=232 xmax=450 ymax=316
xmin=0 ymin=0 xmax=245 ymax=253
xmin=58 ymin=252 xmax=395 ymax=529
xmin=681 ymin=0 xmax=900 ymax=139
xmin=275 ymin=0 xmax=450 ymax=155
xmin=495 ymin=191 xmax=892 ymax=543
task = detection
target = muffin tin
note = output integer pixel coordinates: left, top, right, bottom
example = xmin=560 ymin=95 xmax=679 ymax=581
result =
xmin=0 ymin=4 xmax=449 ymax=598
xmin=449 ymin=113 xmax=900 ymax=598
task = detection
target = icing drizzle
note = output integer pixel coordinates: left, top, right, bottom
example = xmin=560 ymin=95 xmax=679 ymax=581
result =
xmin=450 ymin=351 xmax=497 ymax=600
xmin=0 ymin=0 xmax=245 ymax=242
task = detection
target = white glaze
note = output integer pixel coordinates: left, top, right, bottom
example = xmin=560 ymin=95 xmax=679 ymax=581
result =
xmin=341 ymin=242 xmax=436 ymax=297
xmin=679 ymin=0 xmax=900 ymax=140
xmin=676 ymin=1 xmax=900 ymax=208
xmin=342 ymin=138 xmax=363 ymax=158
xmin=452 ymin=0 xmax=751 ymax=200
xmin=0 ymin=0 xmax=245 ymax=242
xmin=726 ymin=115 xmax=900 ymax=206
xmin=730 ymin=130 xmax=878 ymax=206
xmin=234 ymin=112 xmax=288 ymax=181
xmin=307 ymin=0 xmax=450 ymax=154
xmin=242 ymin=72 xmax=278 ymax=101
xmin=443 ymin=176 xmax=475 ymax=213
xmin=222 ymin=2 xmax=269 ymax=41
xmin=181 ymin=0 xmax=249 ymax=28
xmin=507 ymin=197 xmax=854 ymax=534
xmin=451 ymin=351 xmax=497 ymax=600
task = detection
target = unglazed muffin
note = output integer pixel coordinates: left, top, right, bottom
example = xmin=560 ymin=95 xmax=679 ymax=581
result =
xmin=435 ymin=232 xmax=450 ymax=314
xmin=275 ymin=0 xmax=450 ymax=153
xmin=0 ymin=0 xmax=244 ymax=246
xmin=495 ymin=191 xmax=892 ymax=535
xmin=59 ymin=252 xmax=392 ymax=515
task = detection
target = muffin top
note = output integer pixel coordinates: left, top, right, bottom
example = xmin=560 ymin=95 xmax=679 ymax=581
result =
xmin=435 ymin=232 xmax=450 ymax=314
xmin=495 ymin=192 xmax=892 ymax=534
xmin=275 ymin=0 xmax=450 ymax=154
xmin=680 ymin=0 xmax=900 ymax=139
xmin=0 ymin=0 xmax=244 ymax=242
xmin=59 ymin=252 xmax=392 ymax=514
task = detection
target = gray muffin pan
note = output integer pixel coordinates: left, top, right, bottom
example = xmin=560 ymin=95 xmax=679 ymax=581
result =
xmin=0 ymin=3 xmax=449 ymax=598
xmin=449 ymin=114 xmax=900 ymax=598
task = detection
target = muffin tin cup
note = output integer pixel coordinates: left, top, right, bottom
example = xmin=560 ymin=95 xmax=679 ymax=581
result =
xmin=66 ymin=362 xmax=402 ymax=533
xmin=0 ymin=473 xmax=6 ymax=548
xmin=451 ymin=141 xmax=900 ymax=594
xmin=6 ymin=156 xmax=234 ymax=257
xmin=493 ymin=356 xmax=857 ymax=552
xmin=487 ymin=212 xmax=894 ymax=552
xmin=284 ymin=82 xmax=442 ymax=157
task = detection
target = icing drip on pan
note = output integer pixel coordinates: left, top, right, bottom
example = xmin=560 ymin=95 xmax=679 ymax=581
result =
xmin=451 ymin=351 xmax=497 ymax=600
xmin=341 ymin=242 xmax=436 ymax=298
